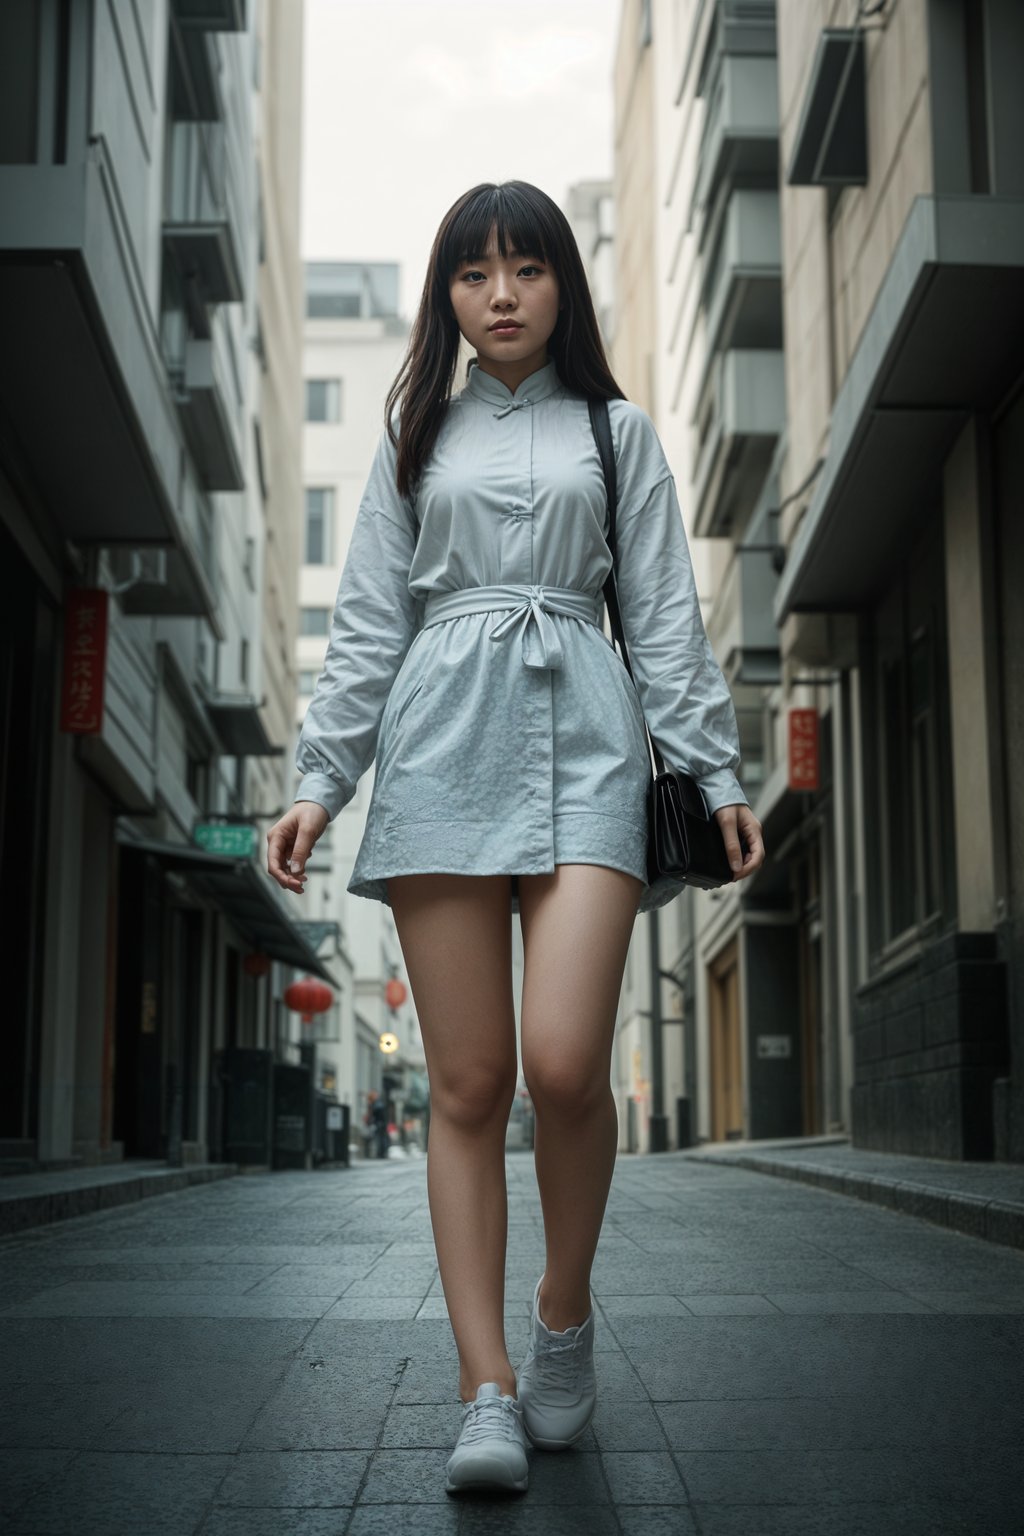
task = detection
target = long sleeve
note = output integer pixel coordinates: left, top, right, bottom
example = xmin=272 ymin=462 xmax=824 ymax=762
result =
xmin=611 ymin=409 xmax=748 ymax=817
xmin=294 ymin=425 xmax=420 ymax=821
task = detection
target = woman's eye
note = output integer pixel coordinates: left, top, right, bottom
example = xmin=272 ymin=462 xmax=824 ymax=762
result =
xmin=519 ymin=265 xmax=542 ymax=277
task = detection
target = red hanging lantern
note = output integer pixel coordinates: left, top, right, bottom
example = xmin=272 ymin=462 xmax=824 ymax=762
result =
xmin=385 ymin=977 xmax=407 ymax=1010
xmin=284 ymin=976 xmax=334 ymax=1024
xmin=243 ymin=952 xmax=271 ymax=978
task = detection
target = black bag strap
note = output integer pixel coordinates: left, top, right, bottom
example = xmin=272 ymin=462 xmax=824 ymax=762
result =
xmin=587 ymin=397 xmax=664 ymax=776
xmin=587 ymin=397 xmax=627 ymax=667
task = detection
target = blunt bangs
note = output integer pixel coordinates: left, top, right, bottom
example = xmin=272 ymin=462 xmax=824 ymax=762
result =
xmin=441 ymin=185 xmax=555 ymax=278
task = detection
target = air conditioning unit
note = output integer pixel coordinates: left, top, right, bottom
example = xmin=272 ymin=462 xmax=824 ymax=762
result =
xmin=108 ymin=548 xmax=169 ymax=593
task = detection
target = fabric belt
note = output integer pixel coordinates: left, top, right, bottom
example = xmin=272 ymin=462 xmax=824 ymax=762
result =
xmin=421 ymin=583 xmax=603 ymax=671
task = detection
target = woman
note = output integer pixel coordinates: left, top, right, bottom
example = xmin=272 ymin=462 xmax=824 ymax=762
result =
xmin=267 ymin=181 xmax=764 ymax=1496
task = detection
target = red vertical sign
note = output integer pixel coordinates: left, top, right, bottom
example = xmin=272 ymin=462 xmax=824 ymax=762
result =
xmin=60 ymin=588 xmax=109 ymax=734
xmin=788 ymin=707 xmax=819 ymax=791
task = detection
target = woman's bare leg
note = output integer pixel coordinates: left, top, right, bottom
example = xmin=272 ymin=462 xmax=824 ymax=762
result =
xmin=517 ymin=863 xmax=642 ymax=1332
xmin=388 ymin=873 xmax=519 ymax=1402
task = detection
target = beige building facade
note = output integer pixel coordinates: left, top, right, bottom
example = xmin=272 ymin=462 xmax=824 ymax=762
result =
xmin=612 ymin=0 xmax=1023 ymax=1161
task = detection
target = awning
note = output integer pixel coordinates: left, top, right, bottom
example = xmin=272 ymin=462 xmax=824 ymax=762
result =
xmin=200 ymin=690 xmax=286 ymax=757
xmin=116 ymin=834 xmax=338 ymax=985
xmin=775 ymin=194 xmax=1024 ymax=622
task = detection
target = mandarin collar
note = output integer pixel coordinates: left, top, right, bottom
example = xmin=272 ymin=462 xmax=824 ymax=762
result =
xmin=463 ymin=356 xmax=562 ymax=415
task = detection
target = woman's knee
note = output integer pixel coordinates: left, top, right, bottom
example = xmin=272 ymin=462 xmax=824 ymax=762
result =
xmin=522 ymin=1048 xmax=609 ymax=1118
xmin=430 ymin=1059 xmax=518 ymax=1132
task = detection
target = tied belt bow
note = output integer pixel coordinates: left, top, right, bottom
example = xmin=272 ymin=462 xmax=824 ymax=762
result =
xmin=420 ymin=583 xmax=603 ymax=671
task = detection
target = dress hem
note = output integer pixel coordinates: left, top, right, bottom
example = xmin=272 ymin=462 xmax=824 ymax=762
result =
xmin=347 ymin=858 xmax=686 ymax=916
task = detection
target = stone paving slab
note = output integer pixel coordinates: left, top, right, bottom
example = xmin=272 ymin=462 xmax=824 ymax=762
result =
xmin=684 ymin=1137 xmax=1024 ymax=1249
xmin=0 ymin=1161 xmax=239 ymax=1237
xmin=1 ymin=1153 xmax=1023 ymax=1533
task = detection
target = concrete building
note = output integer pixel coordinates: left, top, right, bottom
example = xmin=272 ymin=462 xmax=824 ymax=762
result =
xmin=0 ymin=0 xmax=324 ymax=1172
xmin=566 ymin=179 xmax=617 ymax=348
xmin=298 ymin=261 xmax=427 ymax=1149
xmin=773 ymin=0 xmax=1023 ymax=1160
xmin=611 ymin=0 xmax=1024 ymax=1164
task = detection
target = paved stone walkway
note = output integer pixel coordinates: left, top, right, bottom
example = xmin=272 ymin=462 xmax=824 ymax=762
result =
xmin=685 ymin=1138 xmax=1024 ymax=1249
xmin=2 ymin=1151 xmax=1023 ymax=1534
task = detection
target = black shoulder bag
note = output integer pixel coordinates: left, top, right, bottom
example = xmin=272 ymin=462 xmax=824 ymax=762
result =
xmin=587 ymin=397 xmax=740 ymax=891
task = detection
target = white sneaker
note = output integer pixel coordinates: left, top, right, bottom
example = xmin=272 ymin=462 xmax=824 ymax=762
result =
xmin=516 ymin=1273 xmax=597 ymax=1449
xmin=444 ymin=1380 xmax=529 ymax=1495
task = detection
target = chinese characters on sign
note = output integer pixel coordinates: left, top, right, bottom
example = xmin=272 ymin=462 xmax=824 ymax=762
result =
xmin=788 ymin=707 xmax=819 ymax=791
xmin=59 ymin=588 xmax=109 ymax=734
xmin=193 ymin=822 xmax=258 ymax=858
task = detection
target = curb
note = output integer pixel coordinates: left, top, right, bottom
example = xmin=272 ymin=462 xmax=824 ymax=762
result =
xmin=686 ymin=1150 xmax=1024 ymax=1252
xmin=0 ymin=1164 xmax=239 ymax=1239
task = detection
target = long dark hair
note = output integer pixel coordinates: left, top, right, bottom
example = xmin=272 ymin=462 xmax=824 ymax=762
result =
xmin=384 ymin=180 xmax=626 ymax=498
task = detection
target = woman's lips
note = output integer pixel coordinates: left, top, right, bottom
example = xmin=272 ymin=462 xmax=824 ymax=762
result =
xmin=489 ymin=323 xmax=523 ymax=335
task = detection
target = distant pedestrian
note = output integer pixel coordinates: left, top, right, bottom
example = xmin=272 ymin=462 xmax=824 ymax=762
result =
xmin=367 ymin=1091 xmax=389 ymax=1159
xmin=268 ymin=180 xmax=764 ymax=1497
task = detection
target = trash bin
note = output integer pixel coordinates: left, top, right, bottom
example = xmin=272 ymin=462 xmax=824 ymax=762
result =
xmin=272 ymin=1061 xmax=313 ymax=1170
xmin=314 ymin=1095 xmax=349 ymax=1167
xmin=217 ymin=1047 xmax=273 ymax=1166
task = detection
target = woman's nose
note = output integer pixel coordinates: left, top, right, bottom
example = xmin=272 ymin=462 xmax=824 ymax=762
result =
xmin=491 ymin=273 xmax=516 ymax=305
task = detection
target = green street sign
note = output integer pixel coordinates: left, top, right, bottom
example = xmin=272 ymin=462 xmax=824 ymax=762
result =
xmin=194 ymin=822 xmax=258 ymax=858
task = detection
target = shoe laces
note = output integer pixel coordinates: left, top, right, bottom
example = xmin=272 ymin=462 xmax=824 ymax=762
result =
xmin=532 ymin=1333 xmax=585 ymax=1392
xmin=458 ymin=1393 xmax=522 ymax=1446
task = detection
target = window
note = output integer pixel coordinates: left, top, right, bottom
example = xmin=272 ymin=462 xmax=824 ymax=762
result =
xmin=0 ymin=2 xmax=40 ymax=163
xmin=186 ymin=750 xmax=208 ymax=807
xmin=299 ymin=669 xmax=318 ymax=695
xmin=305 ymin=262 xmax=400 ymax=319
xmin=300 ymin=608 xmax=331 ymax=637
xmin=304 ymin=488 xmax=335 ymax=564
xmin=305 ymin=378 xmax=342 ymax=422
xmin=867 ymin=516 xmax=954 ymax=955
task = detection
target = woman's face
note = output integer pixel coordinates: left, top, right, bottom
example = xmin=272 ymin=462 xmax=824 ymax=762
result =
xmin=448 ymin=225 xmax=560 ymax=374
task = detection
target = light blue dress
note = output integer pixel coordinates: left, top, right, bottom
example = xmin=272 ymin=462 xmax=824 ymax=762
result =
xmin=294 ymin=356 xmax=749 ymax=914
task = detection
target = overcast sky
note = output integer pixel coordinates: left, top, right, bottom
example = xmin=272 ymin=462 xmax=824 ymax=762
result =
xmin=300 ymin=0 xmax=621 ymax=320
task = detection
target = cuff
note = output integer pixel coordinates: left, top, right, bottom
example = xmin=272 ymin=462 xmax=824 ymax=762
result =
xmin=294 ymin=770 xmax=350 ymax=822
xmin=698 ymin=768 xmax=749 ymax=816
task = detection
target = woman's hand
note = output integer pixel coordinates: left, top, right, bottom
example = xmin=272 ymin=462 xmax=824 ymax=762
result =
xmin=267 ymin=801 xmax=330 ymax=894
xmin=714 ymin=802 xmax=765 ymax=882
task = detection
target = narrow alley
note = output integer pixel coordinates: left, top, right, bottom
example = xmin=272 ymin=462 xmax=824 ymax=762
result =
xmin=2 ymin=1153 xmax=1023 ymax=1534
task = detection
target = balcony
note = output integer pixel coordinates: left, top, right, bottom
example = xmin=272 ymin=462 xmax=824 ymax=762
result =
xmin=162 ymin=122 xmax=243 ymax=307
xmin=0 ymin=144 xmax=218 ymax=629
xmin=700 ymin=189 xmax=782 ymax=362
xmin=706 ymin=545 xmax=781 ymax=688
xmin=691 ymin=350 xmax=785 ymax=540
xmin=174 ymin=323 xmax=245 ymax=491
xmin=172 ymin=0 xmax=247 ymax=28
xmin=200 ymin=686 xmax=285 ymax=758
xmin=692 ymin=54 xmax=780 ymax=229
xmin=775 ymin=195 xmax=1024 ymax=620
